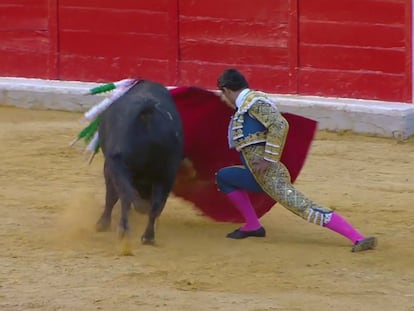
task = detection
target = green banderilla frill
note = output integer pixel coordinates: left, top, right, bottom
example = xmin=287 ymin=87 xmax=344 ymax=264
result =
xmin=85 ymin=83 xmax=117 ymax=95
xmin=70 ymin=116 xmax=101 ymax=163
xmin=83 ymin=79 xmax=135 ymax=96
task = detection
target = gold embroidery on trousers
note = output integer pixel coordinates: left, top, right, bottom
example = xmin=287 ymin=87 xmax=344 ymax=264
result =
xmin=241 ymin=144 xmax=333 ymax=225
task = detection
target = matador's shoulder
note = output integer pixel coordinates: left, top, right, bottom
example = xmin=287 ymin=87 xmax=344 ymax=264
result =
xmin=239 ymin=91 xmax=277 ymax=115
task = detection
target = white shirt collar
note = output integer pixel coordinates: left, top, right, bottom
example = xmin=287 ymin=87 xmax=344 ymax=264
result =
xmin=235 ymin=88 xmax=251 ymax=109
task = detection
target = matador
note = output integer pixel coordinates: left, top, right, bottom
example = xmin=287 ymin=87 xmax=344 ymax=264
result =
xmin=215 ymin=68 xmax=377 ymax=252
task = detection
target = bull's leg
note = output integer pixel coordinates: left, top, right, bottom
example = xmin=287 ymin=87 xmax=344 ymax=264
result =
xmin=100 ymin=156 xmax=137 ymax=239
xmin=118 ymin=198 xmax=132 ymax=238
xmin=111 ymin=174 xmax=136 ymax=255
xmin=96 ymin=160 xmax=119 ymax=232
xmin=116 ymin=190 xmax=137 ymax=255
xmin=141 ymin=182 xmax=171 ymax=245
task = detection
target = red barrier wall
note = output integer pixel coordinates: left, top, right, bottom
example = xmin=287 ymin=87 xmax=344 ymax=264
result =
xmin=177 ymin=0 xmax=297 ymax=94
xmin=0 ymin=1 xmax=55 ymax=79
xmin=0 ymin=0 xmax=411 ymax=102
xmin=58 ymin=0 xmax=178 ymax=83
xmin=298 ymin=0 xmax=412 ymax=102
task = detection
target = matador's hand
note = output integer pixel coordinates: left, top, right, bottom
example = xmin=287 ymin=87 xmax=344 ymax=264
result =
xmin=251 ymin=158 xmax=271 ymax=174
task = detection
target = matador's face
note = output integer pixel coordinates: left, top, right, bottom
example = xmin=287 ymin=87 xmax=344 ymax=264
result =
xmin=219 ymin=87 xmax=236 ymax=110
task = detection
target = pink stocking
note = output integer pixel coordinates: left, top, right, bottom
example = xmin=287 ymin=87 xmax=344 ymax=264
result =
xmin=227 ymin=190 xmax=262 ymax=231
xmin=325 ymin=212 xmax=364 ymax=244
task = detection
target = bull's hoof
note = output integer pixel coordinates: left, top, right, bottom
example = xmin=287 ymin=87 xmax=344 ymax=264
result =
xmin=117 ymin=229 xmax=129 ymax=240
xmin=141 ymin=236 xmax=155 ymax=245
xmin=119 ymin=238 xmax=134 ymax=256
xmin=95 ymin=220 xmax=111 ymax=232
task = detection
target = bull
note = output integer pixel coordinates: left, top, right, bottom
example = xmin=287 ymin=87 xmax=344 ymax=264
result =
xmin=94 ymin=80 xmax=184 ymax=246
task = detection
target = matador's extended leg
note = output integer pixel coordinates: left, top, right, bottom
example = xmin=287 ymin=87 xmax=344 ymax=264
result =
xmin=242 ymin=145 xmax=377 ymax=252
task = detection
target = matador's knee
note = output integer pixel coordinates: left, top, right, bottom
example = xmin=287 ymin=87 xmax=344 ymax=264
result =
xmin=304 ymin=205 xmax=333 ymax=226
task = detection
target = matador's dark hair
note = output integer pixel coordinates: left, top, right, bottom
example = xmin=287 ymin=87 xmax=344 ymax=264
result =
xmin=217 ymin=68 xmax=249 ymax=91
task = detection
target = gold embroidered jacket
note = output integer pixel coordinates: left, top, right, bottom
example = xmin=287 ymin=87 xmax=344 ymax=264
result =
xmin=230 ymin=91 xmax=289 ymax=163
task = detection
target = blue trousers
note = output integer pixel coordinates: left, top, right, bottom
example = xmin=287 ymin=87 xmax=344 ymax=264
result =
xmin=216 ymin=155 xmax=264 ymax=194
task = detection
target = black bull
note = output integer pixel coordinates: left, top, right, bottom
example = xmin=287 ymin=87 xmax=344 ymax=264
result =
xmin=95 ymin=80 xmax=184 ymax=244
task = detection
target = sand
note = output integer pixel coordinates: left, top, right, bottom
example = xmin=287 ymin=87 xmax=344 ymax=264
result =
xmin=1 ymin=106 xmax=413 ymax=311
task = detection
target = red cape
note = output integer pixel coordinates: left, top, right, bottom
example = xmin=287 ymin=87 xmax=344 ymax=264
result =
xmin=170 ymin=86 xmax=317 ymax=223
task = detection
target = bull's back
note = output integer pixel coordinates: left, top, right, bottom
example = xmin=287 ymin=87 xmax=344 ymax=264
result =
xmin=99 ymin=80 xmax=183 ymax=172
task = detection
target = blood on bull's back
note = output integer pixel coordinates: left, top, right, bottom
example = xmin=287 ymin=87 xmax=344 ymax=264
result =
xmin=96 ymin=80 xmax=184 ymax=249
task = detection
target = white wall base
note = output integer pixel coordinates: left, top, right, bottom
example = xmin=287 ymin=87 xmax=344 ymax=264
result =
xmin=1 ymin=77 xmax=414 ymax=139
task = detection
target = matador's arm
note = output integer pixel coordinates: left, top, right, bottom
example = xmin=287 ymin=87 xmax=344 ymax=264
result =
xmin=248 ymin=102 xmax=289 ymax=163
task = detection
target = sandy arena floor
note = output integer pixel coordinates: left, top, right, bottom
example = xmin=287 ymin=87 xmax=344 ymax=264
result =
xmin=0 ymin=106 xmax=414 ymax=311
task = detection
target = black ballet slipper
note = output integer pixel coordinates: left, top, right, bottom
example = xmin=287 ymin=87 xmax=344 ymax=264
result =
xmin=226 ymin=227 xmax=266 ymax=239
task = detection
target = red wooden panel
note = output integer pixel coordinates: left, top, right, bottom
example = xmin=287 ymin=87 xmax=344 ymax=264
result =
xmin=300 ymin=45 xmax=405 ymax=74
xmin=59 ymin=55 xmax=171 ymax=83
xmin=180 ymin=41 xmax=288 ymax=66
xmin=0 ymin=3 xmax=48 ymax=30
xmin=297 ymin=0 xmax=411 ymax=102
xmin=178 ymin=0 xmax=294 ymax=92
xmin=0 ymin=0 xmax=52 ymax=78
xmin=300 ymin=0 xmax=406 ymax=24
xmin=0 ymin=31 xmax=49 ymax=52
xmin=58 ymin=0 xmax=171 ymax=11
xmin=179 ymin=0 xmax=289 ymax=22
xmin=298 ymin=69 xmax=408 ymax=102
xmin=300 ymin=21 xmax=405 ymax=48
xmin=178 ymin=61 xmax=291 ymax=94
xmin=404 ymin=0 xmax=412 ymax=102
xmin=47 ymin=0 xmax=58 ymax=79
xmin=0 ymin=51 xmax=48 ymax=78
xmin=165 ymin=0 xmax=179 ymax=85
xmin=288 ymin=0 xmax=299 ymax=93
xmin=57 ymin=0 xmax=178 ymax=83
xmin=0 ymin=0 xmax=48 ymax=4
xmin=59 ymin=7 xmax=170 ymax=34
xmin=180 ymin=19 xmax=288 ymax=48
xmin=59 ymin=31 xmax=170 ymax=59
